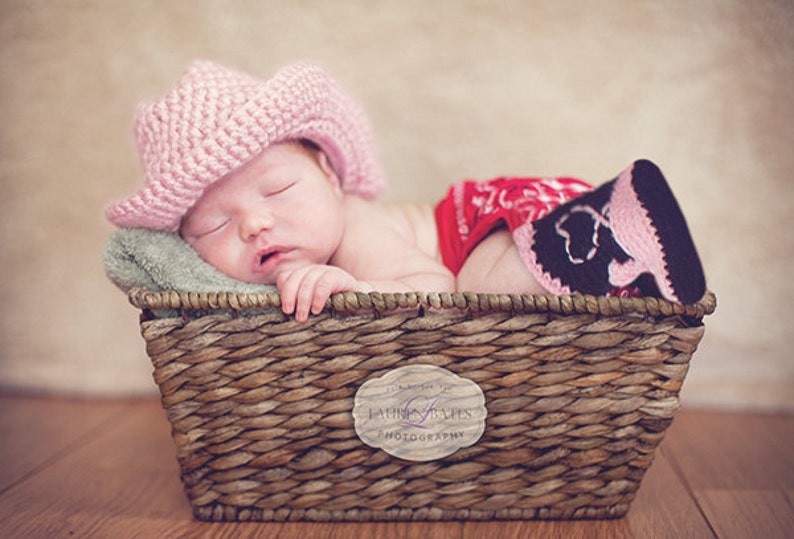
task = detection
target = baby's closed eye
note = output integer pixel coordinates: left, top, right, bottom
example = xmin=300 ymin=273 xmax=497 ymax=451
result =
xmin=190 ymin=218 xmax=230 ymax=238
xmin=263 ymin=180 xmax=296 ymax=197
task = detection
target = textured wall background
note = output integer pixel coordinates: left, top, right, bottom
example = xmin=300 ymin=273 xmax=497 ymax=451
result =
xmin=1 ymin=1 xmax=792 ymax=410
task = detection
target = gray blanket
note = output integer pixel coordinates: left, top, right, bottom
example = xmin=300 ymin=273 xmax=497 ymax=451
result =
xmin=103 ymin=227 xmax=277 ymax=294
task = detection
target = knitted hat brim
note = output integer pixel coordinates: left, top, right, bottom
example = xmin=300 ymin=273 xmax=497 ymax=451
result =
xmin=106 ymin=61 xmax=385 ymax=231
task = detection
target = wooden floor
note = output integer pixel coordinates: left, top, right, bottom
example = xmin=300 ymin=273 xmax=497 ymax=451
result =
xmin=0 ymin=395 xmax=791 ymax=538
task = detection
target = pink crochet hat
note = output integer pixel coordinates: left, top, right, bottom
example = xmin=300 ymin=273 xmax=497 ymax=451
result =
xmin=106 ymin=60 xmax=386 ymax=231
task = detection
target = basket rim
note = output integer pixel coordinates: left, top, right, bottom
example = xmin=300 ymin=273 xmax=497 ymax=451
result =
xmin=127 ymin=288 xmax=716 ymax=318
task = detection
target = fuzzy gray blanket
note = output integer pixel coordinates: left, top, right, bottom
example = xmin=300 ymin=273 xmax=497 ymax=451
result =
xmin=103 ymin=227 xmax=276 ymax=294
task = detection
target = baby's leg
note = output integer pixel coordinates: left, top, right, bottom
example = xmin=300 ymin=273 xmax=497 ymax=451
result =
xmin=456 ymin=229 xmax=548 ymax=294
xmin=514 ymin=160 xmax=706 ymax=303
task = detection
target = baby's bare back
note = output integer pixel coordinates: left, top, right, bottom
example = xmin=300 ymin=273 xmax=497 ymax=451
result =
xmin=383 ymin=201 xmax=441 ymax=261
xmin=330 ymin=197 xmax=455 ymax=293
xmin=336 ymin=197 xmax=540 ymax=295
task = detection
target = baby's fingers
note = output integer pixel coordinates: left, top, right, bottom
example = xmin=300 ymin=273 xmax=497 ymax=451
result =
xmin=277 ymin=266 xmax=347 ymax=322
xmin=276 ymin=267 xmax=311 ymax=318
xmin=293 ymin=268 xmax=337 ymax=322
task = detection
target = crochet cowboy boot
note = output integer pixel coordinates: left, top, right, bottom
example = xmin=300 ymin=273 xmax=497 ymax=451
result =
xmin=517 ymin=159 xmax=706 ymax=304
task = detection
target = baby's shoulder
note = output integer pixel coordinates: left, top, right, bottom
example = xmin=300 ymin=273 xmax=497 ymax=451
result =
xmin=344 ymin=196 xmax=437 ymax=252
xmin=349 ymin=195 xmax=425 ymax=226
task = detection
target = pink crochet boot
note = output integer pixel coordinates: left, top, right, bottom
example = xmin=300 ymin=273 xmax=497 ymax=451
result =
xmin=517 ymin=160 xmax=706 ymax=304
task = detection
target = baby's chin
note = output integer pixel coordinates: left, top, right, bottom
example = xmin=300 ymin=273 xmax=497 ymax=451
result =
xmin=214 ymin=266 xmax=276 ymax=286
xmin=238 ymin=273 xmax=277 ymax=286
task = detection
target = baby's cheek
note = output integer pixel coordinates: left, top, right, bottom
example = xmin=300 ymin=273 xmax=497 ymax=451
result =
xmin=194 ymin=239 xmax=230 ymax=271
xmin=216 ymin=246 xmax=246 ymax=279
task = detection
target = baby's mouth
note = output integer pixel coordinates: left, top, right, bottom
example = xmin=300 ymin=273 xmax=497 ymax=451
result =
xmin=255 ymin=247 xmax=291 ymax=274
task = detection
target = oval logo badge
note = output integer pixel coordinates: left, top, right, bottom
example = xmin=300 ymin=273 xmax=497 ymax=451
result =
xmin=352 ymin=365 xmax=487 ymax=461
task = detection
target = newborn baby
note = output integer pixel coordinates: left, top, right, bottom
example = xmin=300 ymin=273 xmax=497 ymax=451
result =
xmin=107 ymin=61 xmax=706 ymax=321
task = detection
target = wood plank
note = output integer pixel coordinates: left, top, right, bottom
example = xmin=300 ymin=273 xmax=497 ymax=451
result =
xmin=696 ymin=489 xmax=794 ymax=539
xmin=663 ymin=409 xmax=794 ymax=538
xmin=0 ymin=395 xmax=132 ymax=493
xmin=663 ymin=410 xmax=794 ymax=490
xmin=0 ymin=398 xmax=192 ymax=537
xmin=623 ymin=448 xmax=716 ymax=539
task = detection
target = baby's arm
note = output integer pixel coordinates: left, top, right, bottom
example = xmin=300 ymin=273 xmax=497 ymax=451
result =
xmin=279 ymin=200 xmax=454 ymax=321
xmin=278 ymin=248 xmax=454 ymax=321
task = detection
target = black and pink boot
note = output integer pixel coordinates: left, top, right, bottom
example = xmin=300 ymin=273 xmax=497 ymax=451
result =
xmin=514 ymin=159 xmax=706 ymax=304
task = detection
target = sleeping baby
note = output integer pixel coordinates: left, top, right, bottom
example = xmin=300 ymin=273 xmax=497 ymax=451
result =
xmin=106 ymin=61 xmax=706 ymax=321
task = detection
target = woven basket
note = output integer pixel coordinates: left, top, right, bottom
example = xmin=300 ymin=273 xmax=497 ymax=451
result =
xmin=129 ymin=288 xmax=716 ymax=521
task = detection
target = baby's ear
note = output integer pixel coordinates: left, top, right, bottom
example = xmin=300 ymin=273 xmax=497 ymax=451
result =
xmin=317 ymin=151 xmax=342 ymax=191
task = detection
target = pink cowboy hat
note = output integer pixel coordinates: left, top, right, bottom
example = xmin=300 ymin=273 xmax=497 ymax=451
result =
xmin=106 ymin=60 xmax=386 ymax=231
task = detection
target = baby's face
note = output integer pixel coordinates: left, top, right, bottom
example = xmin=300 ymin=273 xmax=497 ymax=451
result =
xmin=180 ymin=142 xmax=346 ymax=284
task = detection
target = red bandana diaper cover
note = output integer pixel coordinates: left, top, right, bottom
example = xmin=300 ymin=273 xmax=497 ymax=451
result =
xmin=434 ymin=176 xmax=593 ymax=275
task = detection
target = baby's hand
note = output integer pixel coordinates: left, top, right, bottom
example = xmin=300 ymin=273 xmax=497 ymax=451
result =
xmin=277 ymin=264 xmax=366 ymax=322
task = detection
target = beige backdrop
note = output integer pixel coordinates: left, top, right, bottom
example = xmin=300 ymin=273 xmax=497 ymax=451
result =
xmin=1 ymin=1 xmax=792 ymax=410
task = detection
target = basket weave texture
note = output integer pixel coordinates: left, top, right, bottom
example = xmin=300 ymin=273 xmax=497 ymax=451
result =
xmin=130 ymin=289 xmax=716 ymax=522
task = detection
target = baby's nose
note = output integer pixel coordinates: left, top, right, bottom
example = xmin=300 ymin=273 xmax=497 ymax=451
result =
xmin=241 ymin=209 xmax=275 ymax=240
